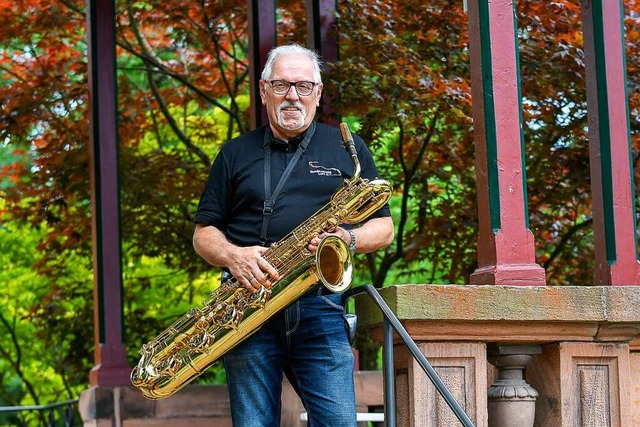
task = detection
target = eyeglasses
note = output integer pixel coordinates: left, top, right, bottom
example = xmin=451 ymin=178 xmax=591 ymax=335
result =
xmin=268 ymin=80 xmax=318 ymax=96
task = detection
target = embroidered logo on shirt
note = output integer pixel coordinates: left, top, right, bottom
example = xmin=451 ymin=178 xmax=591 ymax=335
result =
xmin=309 ymin=161 xmax=342 ymax=177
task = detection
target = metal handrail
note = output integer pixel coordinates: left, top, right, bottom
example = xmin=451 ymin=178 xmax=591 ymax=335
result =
xmin=0 ymin=398 xmax=80 ymax=427
xmin=342 ymin=284 xmax=475 ymax=427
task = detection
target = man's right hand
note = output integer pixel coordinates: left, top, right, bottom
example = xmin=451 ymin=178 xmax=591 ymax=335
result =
xmin=225 ymin=245 xmax=280 ymax=292
xmin=193 ymin=224 xmax=280 ymax=293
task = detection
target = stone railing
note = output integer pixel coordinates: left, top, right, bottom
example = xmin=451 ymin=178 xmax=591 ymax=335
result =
xmin=356 ymin=284 xmax=640 ymax=427
xmin=79 ymin=284 xmax=640 ymax=427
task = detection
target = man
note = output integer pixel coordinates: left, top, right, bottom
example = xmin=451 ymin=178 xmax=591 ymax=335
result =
xmin=193 ymin=44 xmax=394 ymax=427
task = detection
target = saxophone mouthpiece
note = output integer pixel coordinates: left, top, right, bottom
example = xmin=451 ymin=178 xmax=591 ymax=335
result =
xmin=339 ymin=123 xmax=361 ymax=180
xmin=339 ymin=123 xmax=358 ymax=158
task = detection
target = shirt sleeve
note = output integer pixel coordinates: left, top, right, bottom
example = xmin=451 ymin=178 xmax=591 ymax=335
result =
xmin=194 ymin=149 xmax=232 ymax=229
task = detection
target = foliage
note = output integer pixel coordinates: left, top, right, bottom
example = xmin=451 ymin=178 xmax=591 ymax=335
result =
xmin=0 ymin=0 xmax=252 ymax=410
xmin=518 ymin=0 xmax=639 ymax=283
xmin=332 ymin=0 xmax=640 ymax=287
xmin=517 ymin=1 xmax=593 ymax=284
xmin=1 ymin=0 xmax=639 ymax=411
xmin=0 ymin=219 xmax=85 ymax=426
xmin=332 ymin=0 xmax=478 ymax=286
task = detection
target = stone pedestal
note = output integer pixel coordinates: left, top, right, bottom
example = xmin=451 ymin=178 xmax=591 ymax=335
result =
xmin=357 ymin=284 xmax=640 ymax=427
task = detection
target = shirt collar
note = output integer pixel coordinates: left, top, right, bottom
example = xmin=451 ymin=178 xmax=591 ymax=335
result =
xmin=268 ymin=127 xmax=309 ymax=148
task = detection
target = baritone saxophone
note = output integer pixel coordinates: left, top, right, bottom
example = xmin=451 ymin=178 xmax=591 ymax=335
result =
xmin=130 ymin=123 xmax=393 ymax=399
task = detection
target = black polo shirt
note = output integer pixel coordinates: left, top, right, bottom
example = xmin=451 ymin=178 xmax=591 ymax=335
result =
xmin=194 ymin=122 xmax=391 ymax=247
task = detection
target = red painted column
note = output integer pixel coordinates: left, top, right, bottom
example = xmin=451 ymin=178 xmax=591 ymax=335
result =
xmin=86 ymin=0 xmax=130 ymax=385
xmin=247 ymin=0 xmax=276 ymax=129
xmin=467 ymin=0 xmax=546 ymax=285
xmin=582 ymin=0 xmax=640 ymax=285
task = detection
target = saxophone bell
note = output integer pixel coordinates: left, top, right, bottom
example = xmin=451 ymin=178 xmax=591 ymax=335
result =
xmin=315 ymin=235 xmax=354 ymax=293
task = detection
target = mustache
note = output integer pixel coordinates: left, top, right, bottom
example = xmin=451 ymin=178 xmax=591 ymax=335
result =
xmin=278 ymin=101 xmax=304 ymax=111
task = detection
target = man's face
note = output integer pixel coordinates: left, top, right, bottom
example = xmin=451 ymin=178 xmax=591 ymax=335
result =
xmin=260 ymin=53 xmax=323 ymax=140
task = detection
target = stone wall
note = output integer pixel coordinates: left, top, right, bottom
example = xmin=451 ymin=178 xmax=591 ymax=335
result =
xmin=357 ymin=285 xmax=640 ymax=427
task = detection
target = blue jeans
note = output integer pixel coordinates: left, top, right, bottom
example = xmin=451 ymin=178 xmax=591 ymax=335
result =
xmin=222 ymin=291 xmax=357 ymax=427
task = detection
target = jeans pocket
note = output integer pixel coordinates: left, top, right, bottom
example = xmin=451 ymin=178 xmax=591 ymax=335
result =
xmin=344 ymin=313 xmax=357 ymax=347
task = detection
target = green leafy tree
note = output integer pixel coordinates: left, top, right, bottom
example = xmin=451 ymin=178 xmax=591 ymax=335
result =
xmin=0 ymin=0 xmax=252 ymax=407
xmin=0 ymin=219 xmax=84 ymax=425
xmin=330 ymin=0 xmax=640 ymax=289
xmin=331 ymin=0 xmax=477 ymax=288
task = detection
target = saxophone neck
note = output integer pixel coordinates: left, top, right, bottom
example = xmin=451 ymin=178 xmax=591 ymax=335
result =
xmin=351 ymin=154 xmax=361 ymax=182
xmin=339 ymin=122 xmax=361 ymax=182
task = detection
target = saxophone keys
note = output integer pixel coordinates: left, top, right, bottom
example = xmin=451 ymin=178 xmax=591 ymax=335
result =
xmin=194 ymin=316 xmax=210 ymax=332
xmin=188 ymin=331 xmax=215 ymax=353
xmin=130 ymin=367 xmax=145 ymax=386
xmin=158 ymin=357 xmax=182 ymax=376
xmin=140 ymin=343 xmax=154 ymax=354
xmin=204 ymin=332 xmax=215 ymax=347
xmin=325 ymin=218 xmax=338 ymax=230
xmin=263 ymin=287 xmax=272 ymax=303
xmin=213 ymin=302 xmax=242 ymax=330
xmin=171 ymin=333 xmax=190 ymax=353
xmin=247 ymin=286 xmax=271 ymax=308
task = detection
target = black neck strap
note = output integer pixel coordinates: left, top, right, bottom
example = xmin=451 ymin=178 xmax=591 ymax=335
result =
xmin=260 ymin=122 xmax=316 ymax=245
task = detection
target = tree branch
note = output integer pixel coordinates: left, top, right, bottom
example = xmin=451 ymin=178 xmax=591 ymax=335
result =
xmin=0 ymin=312 xmax=46 ymax=425
xmin=543 ymin=218 xmax=593 ymax=270
xmin=124 ymin=0 xmax=211 ymax=167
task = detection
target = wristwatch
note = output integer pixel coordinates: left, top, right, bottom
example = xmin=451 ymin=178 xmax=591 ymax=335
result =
xmin=348 ymin=229 xmax=356 ymax=254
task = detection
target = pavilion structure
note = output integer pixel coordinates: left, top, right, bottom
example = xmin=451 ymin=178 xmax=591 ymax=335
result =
xmin=80 ymin=1 xmax=640 ymax=426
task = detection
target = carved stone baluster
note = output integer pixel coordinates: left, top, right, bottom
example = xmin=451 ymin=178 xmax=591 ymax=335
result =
xmin=487 ymin=344 xmax=541 ymax=427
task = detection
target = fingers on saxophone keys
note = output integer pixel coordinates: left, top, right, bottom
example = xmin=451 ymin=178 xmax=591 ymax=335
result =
xmin=257 ymin=258 xmax=280 ymax=282
xmin=251 ymin=274 xmax=263 ymax=287
xmin=243 ymin=272 xmax=270 ymax=292
xmin=242 ymin=275 xmax=258 ymax=293
xmin=255 ymin=272 xmax=273 ymax=289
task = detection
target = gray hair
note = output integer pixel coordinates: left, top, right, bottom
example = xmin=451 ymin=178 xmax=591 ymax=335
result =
xmin=261 ymin=44 xmax=323 ymax=83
